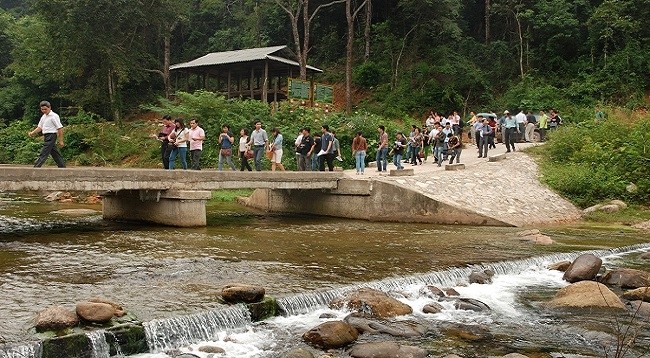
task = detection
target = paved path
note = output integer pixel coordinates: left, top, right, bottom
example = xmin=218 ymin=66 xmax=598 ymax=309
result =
xmin=342 ymin=142 xmax=581 ymax=227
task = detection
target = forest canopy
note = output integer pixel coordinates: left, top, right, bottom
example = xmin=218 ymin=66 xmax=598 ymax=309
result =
xmin=0 ymin=0 xmax=648 ymax=121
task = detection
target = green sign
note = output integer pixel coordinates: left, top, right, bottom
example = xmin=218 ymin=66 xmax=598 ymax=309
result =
xmin=314 ymin=84 xmax=333 ymax=103
xmin=288 ymin=78 xmax=311 ymax=100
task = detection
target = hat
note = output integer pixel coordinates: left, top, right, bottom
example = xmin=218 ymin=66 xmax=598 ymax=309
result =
xmin=503 ymin=110 xmax=510 ymax=114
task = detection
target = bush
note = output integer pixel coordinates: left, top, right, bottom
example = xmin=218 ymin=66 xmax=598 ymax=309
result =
xmin=538 ymin=112 xmax=650 ymax=206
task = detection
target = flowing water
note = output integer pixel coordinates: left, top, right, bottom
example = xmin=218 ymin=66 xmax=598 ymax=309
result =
xmin=0 ymin=192 xmax=649 ymax=357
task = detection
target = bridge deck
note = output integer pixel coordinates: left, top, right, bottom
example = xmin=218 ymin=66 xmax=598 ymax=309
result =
xmin=0 ymin=166 xmax=342 ymax=191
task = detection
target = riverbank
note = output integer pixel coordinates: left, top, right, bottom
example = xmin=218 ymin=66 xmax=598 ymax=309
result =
xmin=246 ymin=142 xmax=583 ymax=227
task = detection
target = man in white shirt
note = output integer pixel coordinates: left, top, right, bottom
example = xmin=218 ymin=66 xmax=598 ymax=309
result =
xmin=28 ymin=101 xmax=66 ymax=168
xmin=515 ymin=110 xmax=526 ymax=142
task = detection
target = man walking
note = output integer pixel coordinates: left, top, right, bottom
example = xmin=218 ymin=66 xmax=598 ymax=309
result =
xmin=248 ymin=120 xmax=268 ymax=171
xmin=478 ymin=118 xmax=493 ymax=158
xmin=28 ymin=101 xmax=66 ymax=168
xmin=503 ymin=111 xmax=518 ymax=152
xmin=515 ymin=110 xmax=526 ymax=142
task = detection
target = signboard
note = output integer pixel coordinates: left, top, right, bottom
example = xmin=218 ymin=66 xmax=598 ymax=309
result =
xmin=314 ymin=84 xmax=333 ymax=103
xmin=288 ymin=78 xmax=311 ymax=100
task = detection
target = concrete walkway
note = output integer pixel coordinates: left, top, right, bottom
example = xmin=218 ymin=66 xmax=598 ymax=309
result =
xmin=342 ymin=142 xmax=581 ymax=227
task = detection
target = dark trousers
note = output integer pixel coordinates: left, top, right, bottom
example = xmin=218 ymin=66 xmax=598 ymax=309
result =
xmin=190 ymin=149 xmax=202 ymax=170
xmin=479 ymin=136 xmax=489 ymax=157
xmin=253 ymin=145 xmax=265 ymax=171
xmin=239 ymin=151 xmax=252 ymax=171
xmin=505 ymin=127 xmax=517 ymax=151
xmin=34 ymin=133 xmax=65 ymax=168
xmin=449 ymin=148 xmax=462 ymax=163
xmin=411 ymin=146 xmax=422 ymax=164
xmin=475 ymin=130 xmax=481 ymax=148
xmin=319 ymin=153 xmax=334 ymax=171
xmin=161 ymin=140 xmax=172 ymax=169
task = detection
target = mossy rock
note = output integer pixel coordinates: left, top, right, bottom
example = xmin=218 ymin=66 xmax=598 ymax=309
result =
xmin=107 ymin=324 xmax=148 ymax=356
xmin=42 ymin=333 xmax=92 ymax=358
xmin=246 ymin=296 xmax=278 ymax=321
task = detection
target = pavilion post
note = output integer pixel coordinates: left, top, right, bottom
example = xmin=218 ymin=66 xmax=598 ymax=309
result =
xmin=227 ymin=71 xmax=231 ymax=99
xmin=262 ymin=61 xmax=269 ymax=103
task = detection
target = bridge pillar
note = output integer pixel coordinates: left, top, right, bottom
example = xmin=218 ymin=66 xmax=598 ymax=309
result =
xmin=102 ymin=190 xmax=211 ymax=227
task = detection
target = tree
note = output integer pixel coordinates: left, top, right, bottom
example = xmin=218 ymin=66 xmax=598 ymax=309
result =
xmin=344 ymin=0 xmax=368 ymax=114
xmin=274 ymin=0 xmax=345 ymax=79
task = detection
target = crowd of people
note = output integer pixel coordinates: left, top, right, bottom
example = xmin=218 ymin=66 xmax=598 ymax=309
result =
xmin=154 ymin=108 xmax=563 ymax=172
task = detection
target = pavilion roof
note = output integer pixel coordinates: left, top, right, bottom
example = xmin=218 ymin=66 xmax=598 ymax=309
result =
xmin=170 ymin=45 xmax=322 ymax=72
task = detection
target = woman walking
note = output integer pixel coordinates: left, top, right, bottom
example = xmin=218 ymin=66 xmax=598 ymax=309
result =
xmin=218 ymin=125 xmax=237 ymax=171
xmin=351 ymin=131 xmax=367 ymax=174
xmin=269 ymin=128 xmax=285 ymax=171
xmin=168 ymin=118 xmax=189 ymax=170
xmin=239 ymin=128 xmax=252 ymax=171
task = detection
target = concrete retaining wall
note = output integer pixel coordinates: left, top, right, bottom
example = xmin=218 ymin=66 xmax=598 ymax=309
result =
xmin=246 ymin=178 xmax=510 ymax=226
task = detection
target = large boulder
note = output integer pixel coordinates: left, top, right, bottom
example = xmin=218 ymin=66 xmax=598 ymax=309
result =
xmin=423 ymin=302 xmax=444 ymax=314
xmin=76 ymin=302 xmax=115 ymax=323
xmin=548 ymin=281 xmax=625 ymax=309
xmin=34 ymin=306 xmax=79 ymax=332
xmin=634 ymin=221 xmax=650 ymax=230
xmin=330 ymin=288 xmax=412 ymax=318
xmin=344 ymin=315 xmax=428 ymax=337
xmin=469 ymin=270 xmax=494 ymax=284
xmin=563 ymin=254 xmax=602 ymax=283
xmin=198 ymin=345 xmax=225 ymax=354
xmin=88 ymin=297 xmax=126 ymax=317
xmin=221 ymin=284 xmax=265 ymax=303
xmin=600 ymin=268 xmax=650 ymax=289
xmin=609 ymin=200 xmax=627 ymax=210
xmin=302 ymin=320 xmax=358 ymax=349
xmin=548 ymin=261 xmax=572 ymax=272
xmin=420 ymin=285 xmax=445 ymax=298
xmin=640 ymin=252 xmax=650 ymax=259
xmin=348 ymin=342 xmax=428 ymax=358
xmin=441 ymin=297 xmax=491 ymax=312
xmin=441 ymin=323 xmax=493 ymax=342
xmin=622 ymin=287 xmax=650 ymax=302
xmin=625 ymin=300 xmax=650 ymax=319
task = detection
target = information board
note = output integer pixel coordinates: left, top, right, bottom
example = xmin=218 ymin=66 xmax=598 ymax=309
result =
xmin=288 ymin=78 xmax=311 ymax=100
xmin=314 ymin=84 xmax=333 ymax=103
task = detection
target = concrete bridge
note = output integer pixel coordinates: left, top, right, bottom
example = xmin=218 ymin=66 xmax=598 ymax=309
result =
xmin=0 ymin=166 xmax=342 ymax=226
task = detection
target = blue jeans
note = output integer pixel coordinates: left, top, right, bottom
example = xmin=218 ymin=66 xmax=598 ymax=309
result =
xmin=169 ymin=146 xmax=187 ymax=169
xmin=433 ymin=145 xmax=444 ymax=166
xmin=376 ymin=147 xmax=388 ymax=171
xmin=354 ymin=150 xmax=366 ymax=173
xmin=393 ymin=153 xmax=403 ymax=169
xmin=253 ymin=145 xmax=265 ymax=171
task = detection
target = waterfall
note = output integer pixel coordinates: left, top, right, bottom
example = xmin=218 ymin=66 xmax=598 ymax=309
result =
xmin=277 ymin=243 xmax=650 ymax=315
xmin=143 ymin=304 xmax=251 ymax=353
xmin=105 ymin=331 xmax=124 ymax=358
xmin=0 ymin=342 xmax=42 ymax=358
xmin=86 ymin=331 xmax=110 ymax=358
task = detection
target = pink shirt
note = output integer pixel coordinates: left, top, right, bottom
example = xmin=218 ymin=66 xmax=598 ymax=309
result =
xmin=189 ymin=126 xmax=205 ymax=151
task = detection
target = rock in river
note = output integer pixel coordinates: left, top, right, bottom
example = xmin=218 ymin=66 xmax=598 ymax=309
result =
xmin=76 ymin=302 xmax=115 ymax=323
xmin=330 ymin=288 xmax=412 ymax=318
xmin=302 ymin=320 xmax=358 ymax=349
xmin=548 ymin=281 xmax=624 ymax=309
xmin=34 ymin=305 xmax=79 ymax=332
xmin=221 ymin=283 xmax=265 ymax=303
xmin=563 ymin=253 xmax=602 ymax=283
xmin=348 ymin=342 xmax=428 ymax=358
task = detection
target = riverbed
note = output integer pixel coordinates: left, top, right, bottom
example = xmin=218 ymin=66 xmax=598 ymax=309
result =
xmin=0 ymin=192 xmax=648 ymax=357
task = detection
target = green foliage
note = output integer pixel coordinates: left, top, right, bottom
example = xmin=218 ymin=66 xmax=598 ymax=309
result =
xmin=537 ymin=113 xmax=650 ymax=206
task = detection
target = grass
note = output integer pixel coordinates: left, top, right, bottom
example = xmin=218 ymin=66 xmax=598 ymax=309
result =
xmin=582 ymin=205 xmax=650 ymax=226
xmin=210 ymin=189 xmax=254 ymax=202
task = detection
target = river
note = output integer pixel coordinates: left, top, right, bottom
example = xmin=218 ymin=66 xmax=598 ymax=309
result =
xmin=0 ymin=192 xmax=649 ymax=357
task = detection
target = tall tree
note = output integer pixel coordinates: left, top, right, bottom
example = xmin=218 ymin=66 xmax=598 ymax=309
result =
xmin=344 ymin=0 xmax=368 ymax=114
xmin=274 ymin=0 xmax=345 ymax=79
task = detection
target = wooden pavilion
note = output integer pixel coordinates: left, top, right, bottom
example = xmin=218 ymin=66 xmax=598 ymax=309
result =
xmin=169 ymin=45 xmax=323 ymax=103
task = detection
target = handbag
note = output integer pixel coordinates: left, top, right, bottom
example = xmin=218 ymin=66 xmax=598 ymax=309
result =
xmin=244 ymin=150 xmax=254 ymax=159
xmin=265 ymin=150 xmax=274 ymax=160
xmin=220 ymin=148 xmax=232 ymax=157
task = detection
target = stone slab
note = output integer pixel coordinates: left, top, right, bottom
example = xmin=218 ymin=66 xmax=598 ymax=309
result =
xmin=445 ymin=163 xmax=466 ymax=171
xmin=389 ymin=169 xmax=414 ymax=176
xmin=488 ymin=153 xmax=506 ymax=162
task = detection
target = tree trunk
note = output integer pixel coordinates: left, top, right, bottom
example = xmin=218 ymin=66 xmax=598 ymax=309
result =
xmin=515 ymin=13 xmax=524 ymax=79
xmin=364 ymin=0 xmax=372 ymax=61
xmin=345 ymin=0 xmax=368 ymax=114
xmin=107 ymin=69 xmax=120 ymax=123
xmin=485 ymin=0 xmax=490 ymax=44
xmin=301 ymin=0 xmax=310 ymax=80
xmin=163 ymin=33 xmax=171 ymax=99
